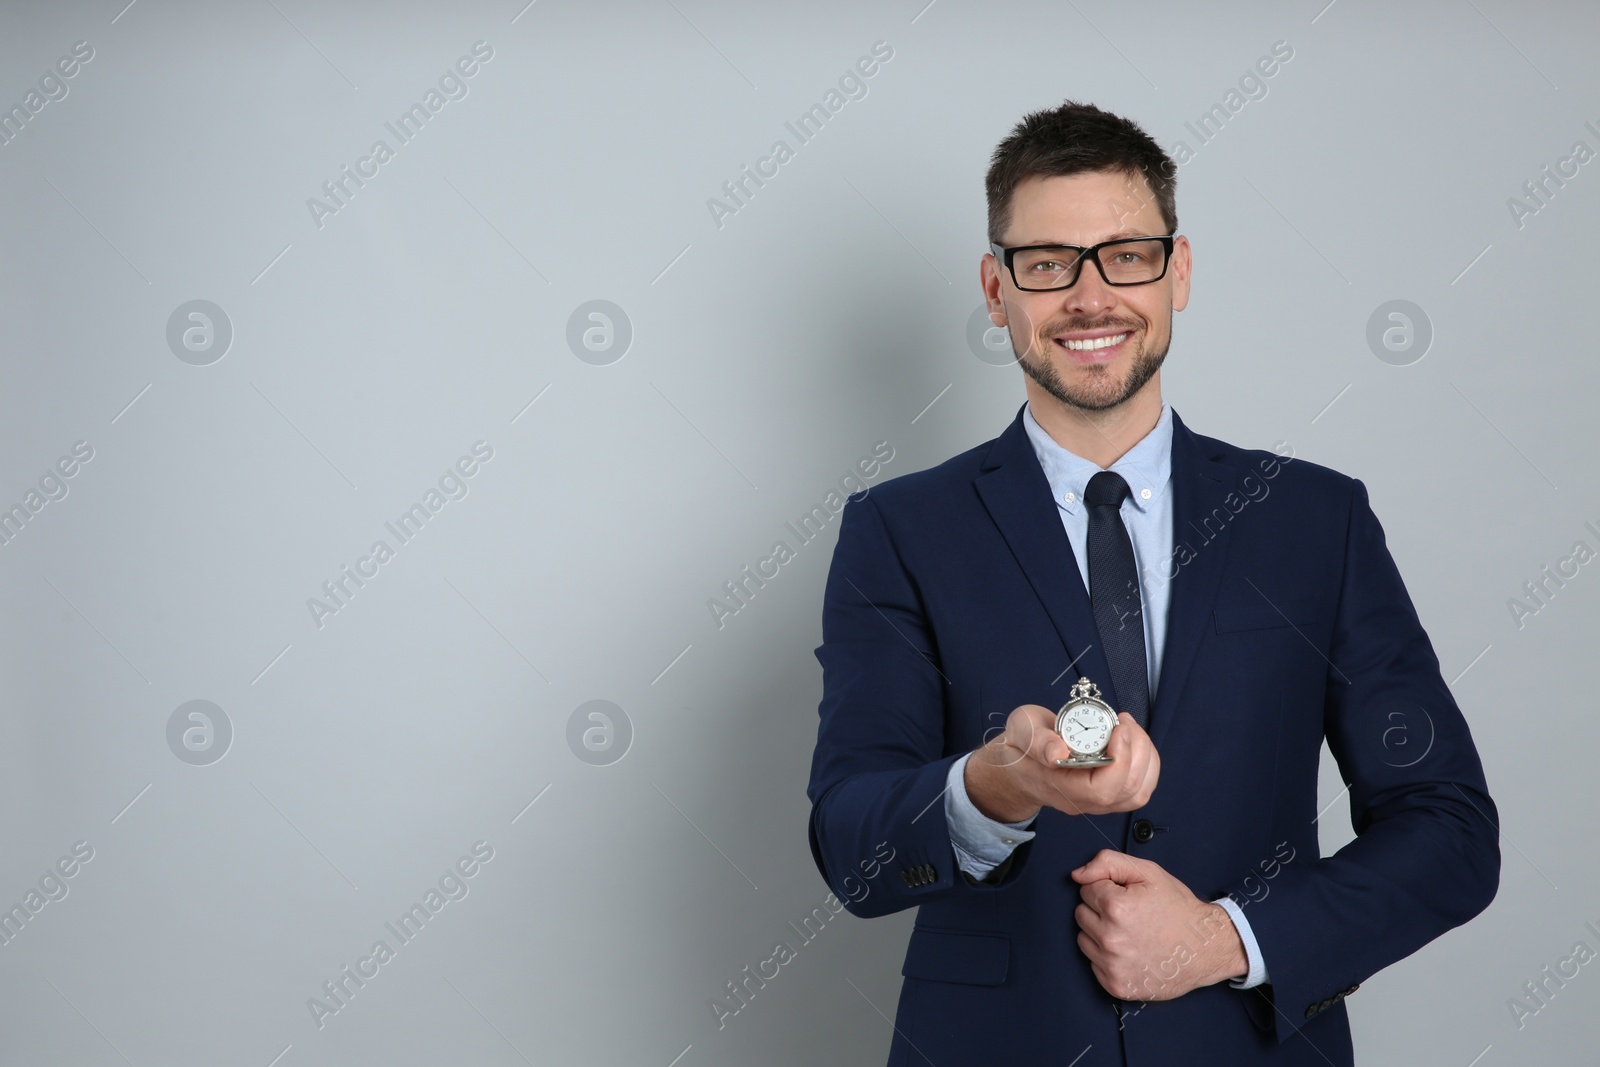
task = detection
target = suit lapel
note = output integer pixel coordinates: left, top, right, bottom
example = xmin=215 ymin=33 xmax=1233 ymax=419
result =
xmin=975 ymin=405 xmax=1112 ymax=698
xmin=1149 ymin=409 xmax=1239 ymax=752
xmin=973 ymin=403 xmax=1239 ymax=750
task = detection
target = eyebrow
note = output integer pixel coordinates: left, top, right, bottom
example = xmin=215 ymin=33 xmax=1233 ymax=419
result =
xmin=1018 ymin=229 xmax=1154 ymax=247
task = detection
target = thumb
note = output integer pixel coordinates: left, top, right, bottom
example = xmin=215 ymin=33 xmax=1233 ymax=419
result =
xmin=1071 ymin=848 xmax=1146 ymax=886
xmin=1108 ymin=711 xmax=1145 ymax=752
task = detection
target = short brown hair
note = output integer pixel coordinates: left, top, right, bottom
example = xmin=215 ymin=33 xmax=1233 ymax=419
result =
xmin=985 ymin=100 xmax=1177 ymax=246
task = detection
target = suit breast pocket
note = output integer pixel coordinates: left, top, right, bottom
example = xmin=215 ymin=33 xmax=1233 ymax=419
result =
xmin=901 ymin=926 xmax=1010 ymax=986
xmin=1212 ymin=593 xmax=1319 ymax=634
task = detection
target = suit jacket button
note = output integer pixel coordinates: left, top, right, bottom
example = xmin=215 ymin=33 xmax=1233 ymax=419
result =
xmin=1131 ymin=819 xmax=1155 ymax=844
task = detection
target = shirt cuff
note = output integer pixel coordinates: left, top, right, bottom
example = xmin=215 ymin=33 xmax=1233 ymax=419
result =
xmin=944 ymin=752 xmax=1037 ymax=879
xmin=1213 ymin=894 xmax=1270 ymax=988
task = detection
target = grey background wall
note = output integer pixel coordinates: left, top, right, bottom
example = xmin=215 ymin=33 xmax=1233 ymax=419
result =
xmin=0 ymin=0 xmax=1595 ymax=1064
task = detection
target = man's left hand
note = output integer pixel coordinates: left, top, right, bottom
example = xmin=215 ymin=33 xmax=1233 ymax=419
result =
xmin=1071 ymin=849 xmax=1248 ymax=1002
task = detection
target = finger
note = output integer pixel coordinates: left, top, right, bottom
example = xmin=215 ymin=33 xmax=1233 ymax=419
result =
xmin=1077 ymin=877 xmax=1130 ymax=919
xmin=1099 ymin=717 xmax=1140 ymax=788
xmin=1075 ymin=879 xmax=1109 ymax=912
xmin=1119 ymin=723 xmax=1156 ymax=802
xmin=1137 ymin=741 xmax=1161 ymax=801
xmin=1073 ymin=848 xmax=1146 ymax=886
xmin=1034 ymin=706 xmax=1081 ymax=766
xmin=1070 ymin=847 xmax=1119 ymax=884
xmin=1014 ymin=706 xmax=1075 ymax=767
xmin=1079 ymin=714 xmax=1133 ymax=787
xmin=1086 ymin=957 xmax=1117 ymax=996
xmin=1075 ymin=928 xmax=1105 ymax=965
xmin=1115 ymin=710 xmax=1151 ymax=743
xmin=1074 ymin=900 xmax=1110 ymax=939
xmin=1041 ymin=770 xmax=1094 ymax=817
xmin=1107 ymin=714 xmax=1158 ymax=804
xmin=1118 ymin=722 xmax=1158 ymax=803
xmin=1108 ymin=712 xmax=1147 ymax=761
xmin=980 ymin=709 xmax=1038 ymax=770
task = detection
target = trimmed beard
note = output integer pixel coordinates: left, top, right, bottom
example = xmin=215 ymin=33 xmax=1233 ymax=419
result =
xmin=1016 ymin=320 xmax=1169 ymax=413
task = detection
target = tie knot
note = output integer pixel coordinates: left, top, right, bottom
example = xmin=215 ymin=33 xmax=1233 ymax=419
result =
xmin=1084 ymin=470 xmax=1131 ymax=508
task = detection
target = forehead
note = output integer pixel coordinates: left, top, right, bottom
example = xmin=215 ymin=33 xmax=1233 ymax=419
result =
xmin=1004 ymin=169 xmax=1163 ymax=245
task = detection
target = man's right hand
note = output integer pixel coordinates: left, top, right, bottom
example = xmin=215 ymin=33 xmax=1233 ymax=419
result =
xmin=964 ymin=704 xmax=1160 ymax=822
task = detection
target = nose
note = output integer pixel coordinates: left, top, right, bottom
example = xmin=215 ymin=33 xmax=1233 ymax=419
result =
xmin=1058 ymin=256 xmax=1119 ymax=317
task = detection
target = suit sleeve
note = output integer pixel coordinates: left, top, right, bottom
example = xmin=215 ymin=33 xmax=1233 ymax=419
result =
xmin=806 ymin=492 xmax=1036 ymax=917
xmin=1221 ymin=477 xmax=1501 ymax=1043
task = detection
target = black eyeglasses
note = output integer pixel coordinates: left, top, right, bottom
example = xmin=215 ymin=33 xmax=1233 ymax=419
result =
xmin=990 ymin=235 xmax=1175 ymax=291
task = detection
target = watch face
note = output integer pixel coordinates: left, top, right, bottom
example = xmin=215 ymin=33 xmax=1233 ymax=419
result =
xmin=1056 ymin=698 xmax=1115 ymax=756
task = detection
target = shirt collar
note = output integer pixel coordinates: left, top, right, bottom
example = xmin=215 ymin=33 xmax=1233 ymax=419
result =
xmin=1021 ymin=399 xmax=1174 ymax=515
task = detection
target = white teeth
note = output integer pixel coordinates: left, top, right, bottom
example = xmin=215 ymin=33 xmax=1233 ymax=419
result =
xmin=1059 ymin=332 xmax=1129 ymax=351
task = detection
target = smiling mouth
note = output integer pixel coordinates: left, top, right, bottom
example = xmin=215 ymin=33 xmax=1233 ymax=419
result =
xmin=1056 ymin=331 xmax=1130 ymax=351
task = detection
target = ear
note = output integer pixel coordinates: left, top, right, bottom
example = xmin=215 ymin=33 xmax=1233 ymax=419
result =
xmin=980 ymin=251 xmax=1006 ymax=325
xmin=1169 ymin=234 xmax=1191 ymax=313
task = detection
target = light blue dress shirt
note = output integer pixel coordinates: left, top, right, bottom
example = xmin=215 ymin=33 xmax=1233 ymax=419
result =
xmin=943 ymin=398 xmax=1269 ymax=990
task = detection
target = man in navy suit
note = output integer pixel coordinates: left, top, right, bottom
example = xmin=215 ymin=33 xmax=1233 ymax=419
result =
xmin=805 ymin=100 xmax=1499 ymax=1065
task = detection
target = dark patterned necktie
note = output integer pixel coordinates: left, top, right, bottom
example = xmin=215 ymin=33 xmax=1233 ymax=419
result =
xmin=1084 ymin=470 xmax=1150 ymax=729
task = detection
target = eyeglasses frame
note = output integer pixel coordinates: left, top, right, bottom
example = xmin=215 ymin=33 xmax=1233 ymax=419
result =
xmin=989 ymin=234 xmax=1177 ymax=292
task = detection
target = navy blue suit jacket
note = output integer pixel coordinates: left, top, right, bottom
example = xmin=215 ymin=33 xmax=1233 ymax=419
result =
xmin=805 ymin=403 xmax=1499 ymax=1066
